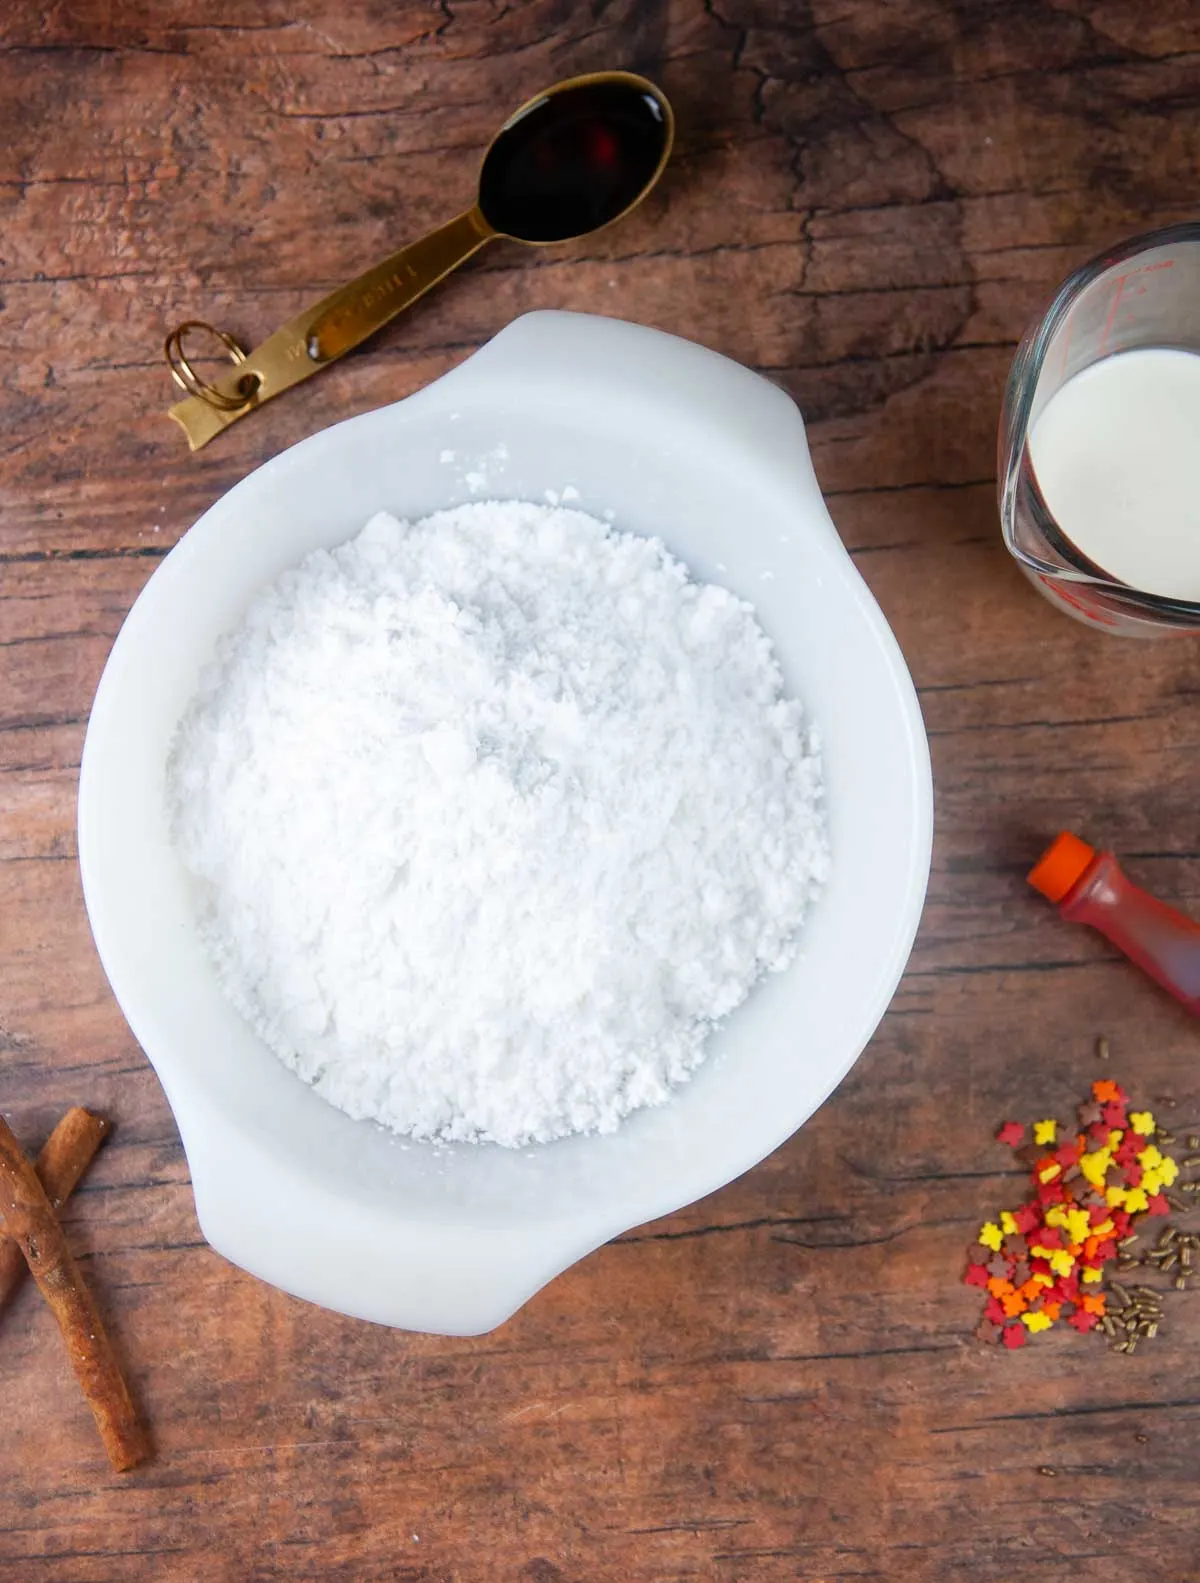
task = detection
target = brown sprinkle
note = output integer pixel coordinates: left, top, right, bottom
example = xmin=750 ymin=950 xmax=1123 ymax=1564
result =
xmin=1096 ymin=1037 xmax=1110 ymax=1061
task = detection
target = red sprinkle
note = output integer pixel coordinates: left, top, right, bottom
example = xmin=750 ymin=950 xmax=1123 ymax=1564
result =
xmin=996 ymin=1121 xmax=1025 ymax=1147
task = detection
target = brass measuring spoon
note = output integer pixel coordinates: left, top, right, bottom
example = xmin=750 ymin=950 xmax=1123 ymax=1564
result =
xmin=166 ymin=70 xmax=674 ymax=450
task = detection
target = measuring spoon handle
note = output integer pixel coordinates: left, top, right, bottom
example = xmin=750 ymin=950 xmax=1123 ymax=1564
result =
xmin=167 ymin=209 xmax=494 ymax=451
xmin=308 ymin=209 xmax=494 ymax=362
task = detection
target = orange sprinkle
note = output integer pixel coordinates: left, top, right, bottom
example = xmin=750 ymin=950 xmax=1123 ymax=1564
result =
xmin=1081 ymin=1294 xmax=1107 ymax=1316
xmin=987 ymin=1276 xmax=1014 ymax=1298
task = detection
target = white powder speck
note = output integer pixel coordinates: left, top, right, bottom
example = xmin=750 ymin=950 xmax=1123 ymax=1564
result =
xmin=465 ymin=470 xmax=485 ymax=492
xmin=561 ymin=485 xmax=580 ymax=502
xmin=439 ymin=449 xmax=455 ymax=463
xmin=169 ymin=501 xmax=828 ymax=1147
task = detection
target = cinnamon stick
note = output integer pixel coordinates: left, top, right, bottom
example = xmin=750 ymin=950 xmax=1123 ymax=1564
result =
xmin=0 ymin=1107 xmax=110 ymax=1318
xmin=0 ymin=1112 xmax=149 ymax=1471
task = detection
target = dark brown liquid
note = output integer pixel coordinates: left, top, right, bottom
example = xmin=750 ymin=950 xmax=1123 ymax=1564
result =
xmin=479 ymin=80 xmax=669 ymax=244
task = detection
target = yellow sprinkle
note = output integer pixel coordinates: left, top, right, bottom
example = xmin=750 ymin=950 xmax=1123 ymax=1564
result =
xmin=1124 ymin=1187 xmax=1149 ymax=1214
xmin=1034 ymin=1119 xmax=1058 ymax=1145
xmin=1038 ymin=1162 xmax=1062 ymax=1183
xmin=1108 ymin=1130 xmax=1124 ymax=1148
xmin=1091 ymin=1218 xmax=1115 ymax=1238
xmin=1081 ymin=1267 xmax=1103 ymax=1284
xmin=1044 ymin=1206 xmax=1070 ymax=1229
xmin=1065 ymin=1208 xmax=1092 ymax=1244
xmin=1022 ymin=1310 xmax=1054 ymax=1332
xmin=1049 ymin=1249 xmax=1075 ymax=1277
xmin=1106 ymin=1186 xmax=1127 ymax=1208
xmin=1159 ymin=1157 xmax=1179 ymax=1188
xmin=1137 ymin=1145 xmax=1164 ymax=1170
xmin=1129 ymin=1110 xmax=1155 ymax=1136
xmin=1000 ymin=1211 xmax=1018 ymax=1236
xmin=1142 ymin=1169 xmax=1163 ymax=1196
xmin=979 ymin=1222 xmax=1004 ymax=1252
xmin=1032 ymin=1272 xmax=1054 ymax=1288
xmin=1080 ymin=1150 xmax=1111 ymax=1189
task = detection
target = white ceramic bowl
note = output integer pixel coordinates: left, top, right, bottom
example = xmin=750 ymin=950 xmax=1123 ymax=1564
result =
xmin=79 ymin=311 xmax=932 ymax=1335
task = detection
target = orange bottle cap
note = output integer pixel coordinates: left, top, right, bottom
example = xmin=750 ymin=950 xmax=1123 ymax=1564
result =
xmin=1028 ymin=831 xmax=1096 ymax=903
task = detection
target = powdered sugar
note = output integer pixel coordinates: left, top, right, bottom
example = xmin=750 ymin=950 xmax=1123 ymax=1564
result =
xmin=168 ymin=501 xmax=828 ymax=1147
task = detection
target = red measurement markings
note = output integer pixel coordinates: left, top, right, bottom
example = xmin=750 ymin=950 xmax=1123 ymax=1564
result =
xmin=1097 ymin=257 xmax=1176 ymax=357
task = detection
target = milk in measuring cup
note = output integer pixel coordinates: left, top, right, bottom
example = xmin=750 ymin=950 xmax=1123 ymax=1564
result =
xmin=1028 ymin=348 xmax=1200 ymax=602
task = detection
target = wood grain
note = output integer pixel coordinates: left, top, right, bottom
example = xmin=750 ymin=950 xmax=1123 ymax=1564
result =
xmin=2 ymin=2 xmax=1199 ymax=1579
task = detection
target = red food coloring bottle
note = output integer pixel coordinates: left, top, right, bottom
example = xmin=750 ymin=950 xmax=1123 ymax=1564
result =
xmin=1029 ymin=832 xmax=1200 ymax=1018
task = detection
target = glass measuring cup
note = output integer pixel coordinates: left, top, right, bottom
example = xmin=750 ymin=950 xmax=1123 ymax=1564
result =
xmin=998 ymin=222 xmax=1200 ymax=634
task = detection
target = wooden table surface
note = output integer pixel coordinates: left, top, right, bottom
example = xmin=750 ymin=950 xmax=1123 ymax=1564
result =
xmin=3 ymin=3 xmax=1199 ymax=1579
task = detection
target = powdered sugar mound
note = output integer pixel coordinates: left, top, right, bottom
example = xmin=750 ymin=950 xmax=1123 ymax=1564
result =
xmin=168 ymin=502 xmax=828 ymax=1147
